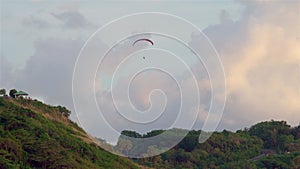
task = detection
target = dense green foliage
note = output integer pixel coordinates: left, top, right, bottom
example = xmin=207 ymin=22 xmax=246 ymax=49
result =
xmin=0 ymin=97 xmax=138 ymax=169
xmin=119 ymin=123 xmax=300 ymax=168
xmin=121 ymin=130 xmax=263 ymax=168
xmin=253 ymin=152 xmax=300 ymax=169
xmin=249 ymin=120 xmax=294 ymax=152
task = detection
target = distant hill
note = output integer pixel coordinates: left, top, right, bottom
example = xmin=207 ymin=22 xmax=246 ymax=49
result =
xmin=0 ymin=97 xmax=139 ymax=169
xmin=117 ymin=122 xmax=300 ymax=169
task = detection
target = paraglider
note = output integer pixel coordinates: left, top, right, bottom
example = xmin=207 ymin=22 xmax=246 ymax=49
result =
xmin=132 ymin=38 xmax=154 ymax=46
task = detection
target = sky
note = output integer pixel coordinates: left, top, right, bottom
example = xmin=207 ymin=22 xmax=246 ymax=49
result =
xmin=0 ymin=0 xmax=299 ymax=144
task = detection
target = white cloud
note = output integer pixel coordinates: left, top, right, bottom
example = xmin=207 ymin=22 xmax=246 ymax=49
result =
xmin=51 ymin=10 xmax=95 ymax=29
xmin=200 ymin=0 xmax=300 ymax=129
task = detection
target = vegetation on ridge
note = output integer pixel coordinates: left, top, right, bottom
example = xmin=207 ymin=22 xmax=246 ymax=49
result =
xmin=0 ymin=96 xmax=139 ymax=169
xmin=118 ymin=122 xmax=300 ymax=169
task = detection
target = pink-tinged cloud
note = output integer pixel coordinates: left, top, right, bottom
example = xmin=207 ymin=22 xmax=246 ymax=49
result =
xmin=198 ymin=0 xmax=300 ymax=129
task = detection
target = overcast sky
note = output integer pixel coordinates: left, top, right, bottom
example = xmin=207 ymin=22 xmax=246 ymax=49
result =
xmin=0 ymin=0 xmax=299 ymax=144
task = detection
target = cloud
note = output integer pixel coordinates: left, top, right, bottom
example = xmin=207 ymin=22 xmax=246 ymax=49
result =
xmin=0 ymin=55 xmax=14 ymax=88
xmin=8 ymin=36 xmax=111 ymax=136
xmin=28 ymin=0 xmax=44 ymax=2
xmin=57 ymin=2 xmax=80 ymax=11
xmin=196 ymin=0 xmax=300 ymax=129
xmin=51 ymin=10 xmax=94 ymax=29
xmin=23 ymin=16 xmax=50 ymax=29
xmin=92 ymin=68 xmax=210 ymax=143
xmin=13 ymin=38 xmax=83 ymax=110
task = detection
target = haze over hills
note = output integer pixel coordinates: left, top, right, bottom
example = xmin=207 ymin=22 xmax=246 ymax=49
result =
xmin=0 ymin=93 xmax=299 ymax=168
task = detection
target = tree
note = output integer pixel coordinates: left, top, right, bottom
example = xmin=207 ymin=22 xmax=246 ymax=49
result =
xmin=9 ymin=89 xmax=17 ymax=98
xmin=177 ymin=132 xmax=199 ymax=152
xmin=291 ymin=125 xmax=300 ymax=139
xmin=56 ymin=106 xmax=71 ymax=118
xmin=249 ymin=120 xmax=291 ymax=149
xmin=121 ymin=131 xmax=142 ymax=138
xmin=0 ymin=89 xmax=6 ymax=96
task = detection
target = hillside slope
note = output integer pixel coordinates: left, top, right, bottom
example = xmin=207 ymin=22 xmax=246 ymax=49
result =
xmin=0 ymin=97 xmax=139 ymax=169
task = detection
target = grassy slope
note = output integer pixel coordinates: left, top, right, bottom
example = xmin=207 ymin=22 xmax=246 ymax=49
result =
xmin=0 ymin=97 xmax=139 ymax=169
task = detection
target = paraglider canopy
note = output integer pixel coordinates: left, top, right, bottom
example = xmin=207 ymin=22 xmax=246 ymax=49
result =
xmin=132 ymin=38 xmax=154 ymax=46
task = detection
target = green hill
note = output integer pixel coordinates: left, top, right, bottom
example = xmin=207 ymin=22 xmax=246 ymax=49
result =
xmin=1 ymin=95 xmax=299 ymax=169
xmin=118 ymin=122 xmax=300 ymax=169
xmin=0 ymin=97 xmax=139 ymax=169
